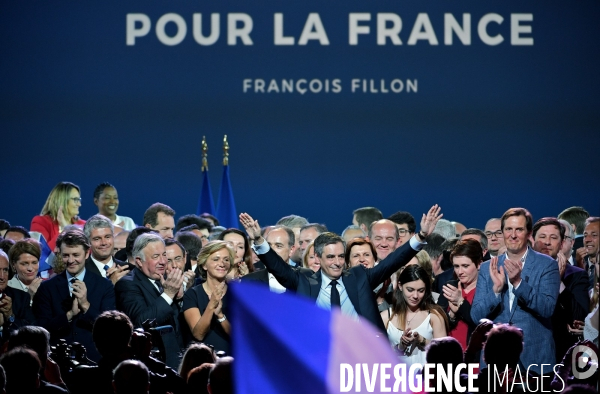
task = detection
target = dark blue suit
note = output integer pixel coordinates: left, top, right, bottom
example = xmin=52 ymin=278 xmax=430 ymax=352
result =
xmin=471 ymin=249 xmax=560 ymax=374
xmin=114 ymin=268 xmax=184 ymax=369
xmin=257 ymin=240 xmax=419 ymax=332
xmin=0 ymin=287 xmax=36 ymax=344
xmin=32 ymin=270 xmax=116 ymax=362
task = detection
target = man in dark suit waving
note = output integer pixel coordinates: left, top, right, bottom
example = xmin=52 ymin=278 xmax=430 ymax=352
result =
xmin=114 ymin=233 xmax=184 ymax=369
xmin=33 ymin=230 xmax=116 ymax=362
xmin=239 ymin=205 xmax=442 ymax=333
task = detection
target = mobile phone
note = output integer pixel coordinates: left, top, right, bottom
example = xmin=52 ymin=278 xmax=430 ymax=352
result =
xmin=447 ymin=279 xmax=459 ymax=288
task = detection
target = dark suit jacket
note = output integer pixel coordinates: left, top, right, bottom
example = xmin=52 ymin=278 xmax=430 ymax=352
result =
xmin=114 ymin=268 xmax=184 ymax=369
xmin=1 ymin=287 xmax=36 ymax=344
xmin=258 ymin=240 xmax=419 ymax=332
xmin=553 ymin=264 xmax=591 ymax=360
xmin=433 ymin=268 xmax=455 ymax=311
xmin=242 ymin=268 xmax=269 ymax=285
xmin=32 ymin=271 xmax=116 ymax=362
xmin=84 ymin=256 xmax=133 ymax=280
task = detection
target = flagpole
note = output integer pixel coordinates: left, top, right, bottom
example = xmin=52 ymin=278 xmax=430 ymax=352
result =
xmin=197 ymin=136 xmax=216 ymax=215
xmin=216 ymin=135 xmax=238 ymax=228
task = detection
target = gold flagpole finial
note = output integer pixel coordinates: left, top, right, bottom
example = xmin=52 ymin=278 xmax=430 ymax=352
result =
xmin=201 ymin=136 xmax=208 ymax=171
xmin=223 ymin=135 xmax=229 ymax=166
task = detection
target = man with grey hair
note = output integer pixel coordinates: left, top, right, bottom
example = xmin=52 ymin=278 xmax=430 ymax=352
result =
xmin=83 ymin=215 xmax=131 ymax=285
xmin=341 ymin=225 xmax=366 ymax=243
xmin=432 ymin=219 xmax=456 ymax=240
xmin=558 ymin=219 xmax=576 ymax=265
xmin=459 ymin=228 xmax=489 ymax=259
xmin=276 ymin=214 xmax=308 ymax=265
xmin=298 ymin=223 xmax=328 ymax=259
xmin=114 ymin=233 xmax=184 ymax=368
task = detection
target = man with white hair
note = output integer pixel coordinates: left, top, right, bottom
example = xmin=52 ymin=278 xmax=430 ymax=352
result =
xmin=114 ymin=233 xmax=184 ymax=368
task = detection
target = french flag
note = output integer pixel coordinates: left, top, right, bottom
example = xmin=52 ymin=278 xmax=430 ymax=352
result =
xmin=230 ymin=282 xmax=411 ymax=394
xmin=29 ymin=232 xmax=54 ymax=274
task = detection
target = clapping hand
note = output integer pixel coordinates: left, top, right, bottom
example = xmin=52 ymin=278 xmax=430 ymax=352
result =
xmin=489 ymin=256 xmax=506 ymax=293
xmin=162 ymin=268 xmax=184 ymax=299
xmin=504 ymin=258 xmax=523 ymax=287
xmin=443 ymin=281 xmax=463 ymax=312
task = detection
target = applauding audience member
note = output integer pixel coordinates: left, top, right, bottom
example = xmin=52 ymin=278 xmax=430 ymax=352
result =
xmin=32 ymin=230 xmax=115 ymax=362
xmin=183 ymin=241 xmax=233 ymax=353
xmin=30 ymin=182 xmax=86 ymax=250
xmin=7 ymin=239 xmax=42 ymax=305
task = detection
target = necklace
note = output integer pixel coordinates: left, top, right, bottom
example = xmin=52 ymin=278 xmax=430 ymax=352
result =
xmin=406 ymin=310 xmax=419 ymax=328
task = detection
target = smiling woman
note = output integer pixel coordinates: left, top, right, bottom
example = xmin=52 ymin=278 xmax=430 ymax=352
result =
xmin=30 ymin=182 xmax=86 ymax=251
xmin=183 ymin=241 xmax=235 ymax=353
xmin=93 ymin=182 xmax=136 ymax=231
xmin=7 ymin=239 xmax=42 ymax=305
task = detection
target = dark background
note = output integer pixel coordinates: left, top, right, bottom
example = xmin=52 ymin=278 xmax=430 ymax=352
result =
xmin=2 ymin=1 xmax=599 ymax=233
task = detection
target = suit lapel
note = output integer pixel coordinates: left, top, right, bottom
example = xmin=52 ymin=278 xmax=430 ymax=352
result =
xmin=56 ymin=273 xmax=73 ymax=312
xmin=85 ymin=257 xmax=102 ymax=277
xmin=134 ymin=268 xmax=162 ymax=297
xmin=341 ymin=271 xmax=361 ymax=315
xmin=520 ymin=249 xmax=536 ymax=286
xmin=308 ymin=270 xmax=322 ymax=299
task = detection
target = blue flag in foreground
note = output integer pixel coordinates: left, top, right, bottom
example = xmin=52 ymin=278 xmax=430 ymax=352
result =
xmin=196 ymin=169 xmax=215 ymax=216
xmin=230 ymin=282 xmax=409 ymax=394
xmin=216 ymin=165 xmax=237 ymax=229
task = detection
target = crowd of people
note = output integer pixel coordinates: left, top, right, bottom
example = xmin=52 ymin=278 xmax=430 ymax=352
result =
xmin=0 ymin=181 xmax=598 ymax=393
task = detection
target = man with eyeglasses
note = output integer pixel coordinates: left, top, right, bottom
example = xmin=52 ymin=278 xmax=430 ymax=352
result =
xmin=484 ymin=218 xmax=506 ymax=257
xmin=164 ymin=238 xmax=197 ymax=294
xmin=558 ymin=219 xmax=576 ymax=265
xmin=387 ymin=211 xmax=416 ymax=248
xmin=471 ymin=208 xmax=560 ymax=376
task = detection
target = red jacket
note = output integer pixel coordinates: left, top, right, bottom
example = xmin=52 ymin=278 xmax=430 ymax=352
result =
xmin=30 ymin=214 xmax=86 ymax=251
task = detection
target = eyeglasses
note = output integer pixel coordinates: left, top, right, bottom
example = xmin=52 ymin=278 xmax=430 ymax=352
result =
xmin=485 ymin=230 xmax=503 ymax=239
xmin=398 ymin=229 xmax=411 ymax=237
xmin=70 ymin=197 xmax=82 ymax=203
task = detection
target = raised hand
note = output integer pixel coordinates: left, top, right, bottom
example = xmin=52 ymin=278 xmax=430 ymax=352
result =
xmin=162 ymin=268 xmax=184 ymax=299
xmin=466 ymin=319 xmax=493 ymax=353
xmin=419 ymin=205 xmax=443 ymax=237
xmin=57 ymin=206 xmax=69 ymax=228
xmin=239 ymin=213 xmax=262 ymax=240
xmin=489 ymin=256 xmax=506 ymax=293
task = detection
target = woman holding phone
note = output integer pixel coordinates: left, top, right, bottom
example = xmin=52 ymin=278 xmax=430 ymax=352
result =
xmin=442 ymin=239 xmax=482 ymax=350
